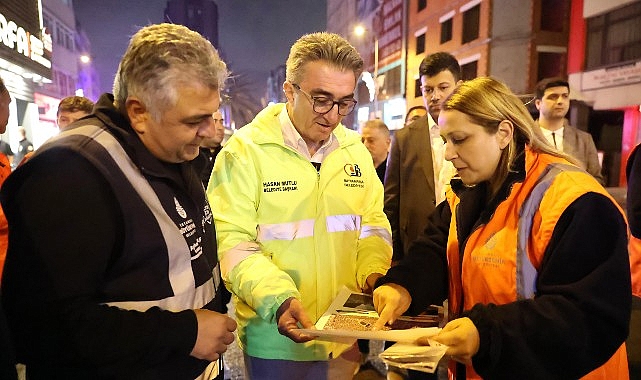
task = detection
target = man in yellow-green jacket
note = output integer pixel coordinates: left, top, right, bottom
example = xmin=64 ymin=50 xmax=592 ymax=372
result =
xmin=208 ymin=32 xmax=392 ymax=379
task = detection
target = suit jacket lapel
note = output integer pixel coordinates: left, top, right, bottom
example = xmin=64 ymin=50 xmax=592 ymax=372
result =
xmin=562 ymin=123 xmax=578 ymax=157
xmin=410 ymin=120 xmax=436 ymax=193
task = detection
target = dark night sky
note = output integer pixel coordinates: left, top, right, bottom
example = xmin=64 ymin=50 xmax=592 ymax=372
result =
xmin=73 ymin=0 xmax=327 ymax=95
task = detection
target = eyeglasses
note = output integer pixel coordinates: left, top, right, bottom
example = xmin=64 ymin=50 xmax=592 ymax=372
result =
xmin=292 ymin=84 xmax=357 ymax=116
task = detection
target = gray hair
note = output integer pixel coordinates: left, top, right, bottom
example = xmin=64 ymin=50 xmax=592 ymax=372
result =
xmin=286 ymin=32 xmax=363 ymax=85
xmin=113 ymin=23 xmax=228 ymax=121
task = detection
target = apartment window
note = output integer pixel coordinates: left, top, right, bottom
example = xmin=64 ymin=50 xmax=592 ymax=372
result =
xmin=586 ymin=1 xmax=641 ymax=69
xmin=440 ymin=18 xmax=453 ymax=44
xmin=461 ymin=61 xmax=478 ymax=80
xmin=418 ymin=0 xmax=427 ymax=12
xmin=462 ymin=4 xmax=480 ymax=44
xmin=415 ymin=78 xmax=422 ymax=98
xmin=540 ymin=0 xmax=569 ymax=32
xmin=416 ymin=33 xmax=426 ymax=55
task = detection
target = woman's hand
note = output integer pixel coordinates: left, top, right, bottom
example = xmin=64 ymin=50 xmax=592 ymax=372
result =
xmin=372 ymin=283 xmax=411 ymax=330
xmin=429 ymin=317 xmax=479 ymax=365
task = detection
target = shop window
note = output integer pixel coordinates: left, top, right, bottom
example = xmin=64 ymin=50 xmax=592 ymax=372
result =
xmin=462 ymin=4 xmax=480 ymax=44
xmin=586 ymin=1 xmax=641 ymax=69
xmin=418 ymin=0 xmax=427 ymax=12
xmin=461 ymin=60 xmax=478 ymax=80
xmin=440 ymin=18 xmax=453 ymax=44
xmin=378 ymin=66 xmax=401 ymax=98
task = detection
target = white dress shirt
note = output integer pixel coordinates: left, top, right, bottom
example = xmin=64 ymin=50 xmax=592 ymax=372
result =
xmin=541 ymin=126 xmax=565 ymax=151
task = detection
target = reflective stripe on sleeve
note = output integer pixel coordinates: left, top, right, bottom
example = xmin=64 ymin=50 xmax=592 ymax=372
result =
xmin=219 ymin=241 xmax=261 ymax=279
xmin=360 ymin=225 xmax=393 ymax=246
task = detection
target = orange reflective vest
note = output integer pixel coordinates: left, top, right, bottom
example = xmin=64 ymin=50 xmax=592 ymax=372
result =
xmin=0 ymin=152 xmax=11 ymax=280
xmin=446 ymin=148 xmax=628 ymax=380
xmin=631 ymin=236 xmax=641 ymax=298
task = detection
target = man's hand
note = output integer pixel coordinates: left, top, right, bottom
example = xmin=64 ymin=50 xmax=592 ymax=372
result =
xmin=276 ymin=297 xmax=315 ymax=343
xmin=362 ymin=273 xmax=384 ymax=294
xmin=429 ymin=317 xmax=479 ymax=365
xmin=372 ymin=283 xmax=411 ymax=330
xmin=190 ymin=309 xmax=237 ymax=361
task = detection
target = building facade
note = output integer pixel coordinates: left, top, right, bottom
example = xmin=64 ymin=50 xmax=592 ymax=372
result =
xmin=568 ymin=0 xmax=641 ymax=186
xmin=328 ymin=0 xmax=407 ymax=131
xmin=0 ymin=0 xmax=53 ymax=156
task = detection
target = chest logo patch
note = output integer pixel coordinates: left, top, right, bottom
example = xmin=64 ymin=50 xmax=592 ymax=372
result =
xmin=344 ymin=164 xmax=362 ymax=177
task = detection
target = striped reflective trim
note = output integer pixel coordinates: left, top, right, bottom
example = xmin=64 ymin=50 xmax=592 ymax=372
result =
xmin=220 ymin=241 xmax=261 ymax=279
xmin=106 ymin=277 xmax=215 ymax=312
xmin=361 ymin=226 xmax=393 ymax=246
xmin=326 ymin=214 xmax=361 ymax=233
xmin=517 ymin=163 xmax=580 ymax=299
xmin=257 ymin=219 xmax=315 ymax=241
xmin=61 ymin=125 xmax=214 ymax=311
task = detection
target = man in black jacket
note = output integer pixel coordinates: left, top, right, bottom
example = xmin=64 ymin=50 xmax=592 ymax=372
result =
xmin=0 ymin=23 xmax=236 ymax=380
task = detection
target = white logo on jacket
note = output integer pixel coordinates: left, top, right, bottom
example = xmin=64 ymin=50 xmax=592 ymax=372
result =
xmin=174 ymin=197 xmax=187 ymax=219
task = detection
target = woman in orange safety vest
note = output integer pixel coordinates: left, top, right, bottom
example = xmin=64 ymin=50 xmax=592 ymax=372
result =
xmin=373 ymin=77 xmax=631 ymax=379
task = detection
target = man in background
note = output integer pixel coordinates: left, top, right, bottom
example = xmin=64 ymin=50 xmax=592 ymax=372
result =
xmin=361 ymin=119 xmax=391 ymax=182
xmin=384 ymin=52 xmax=461 ymax=265
xmin=57 ymin=96 xmax=94 ymax=130
xmin=12 ymin=127 xmax=32 ymax=168
xmin=196 ymin=110 xmax=225 ymax=188
xmin=403 ymin=105 xmax=426 ymax=127
xmin=534 ymin=77 xmax=605 ymax=185
xmin=15 ymin=96 xmax=96 ymax=167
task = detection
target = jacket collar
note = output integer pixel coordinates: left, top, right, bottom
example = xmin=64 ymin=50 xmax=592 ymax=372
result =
xmin=246 ymin=103 xmax=359 ymax=148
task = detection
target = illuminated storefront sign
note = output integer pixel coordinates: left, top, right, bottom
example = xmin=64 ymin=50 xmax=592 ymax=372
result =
xmin=0 ymin=7 xmax=52 ymax=79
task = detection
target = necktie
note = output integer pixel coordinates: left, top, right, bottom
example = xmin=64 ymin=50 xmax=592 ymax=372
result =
xmin=551 ymin=132 xmax=557 ymax=148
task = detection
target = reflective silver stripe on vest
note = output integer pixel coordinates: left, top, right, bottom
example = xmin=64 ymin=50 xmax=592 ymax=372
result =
xmin=257 ymin=219 xmax=315 ymax=241
xmin=58 ymin=124 xmax=217 ymax=312
xmin=517 ymin=163 xmax=580 ymax=300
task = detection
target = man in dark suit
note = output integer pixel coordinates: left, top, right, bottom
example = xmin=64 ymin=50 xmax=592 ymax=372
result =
xmin=361 ymin=119 xmax=391 ymax=183
xmin=384 ymin=52 xmax=461 ymax=264
xmin=534 ymin=77 xmax=605 ymax=185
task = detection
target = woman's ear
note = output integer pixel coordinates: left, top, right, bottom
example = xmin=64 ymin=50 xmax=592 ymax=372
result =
xmin=497 ymin=120 xmax=514 ymax=150
xmin=126 ymin=97 xmax=148 ymax=134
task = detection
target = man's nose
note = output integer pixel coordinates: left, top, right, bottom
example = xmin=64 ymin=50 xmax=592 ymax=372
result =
xmin=324 ymin=104 xmax=341 ymax=122
xmin=199 ymin=118 xmax=215 ymax=137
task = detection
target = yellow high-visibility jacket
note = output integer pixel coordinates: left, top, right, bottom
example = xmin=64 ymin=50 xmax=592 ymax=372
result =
xmin=208 ymin=103 xmax=392 ymax=361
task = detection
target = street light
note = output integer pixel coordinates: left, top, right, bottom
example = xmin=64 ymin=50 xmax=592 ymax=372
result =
xmin=354 ymin=24 xmax=379 ymax=117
